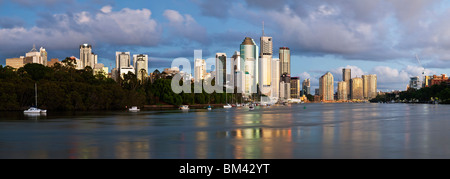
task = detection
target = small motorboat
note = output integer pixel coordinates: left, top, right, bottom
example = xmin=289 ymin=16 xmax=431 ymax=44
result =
xmin=179 ymin=105 xmax=189 ymax=110
xmin=223 ymin=104 xmax=232 ymax=109
xmin=129 ymin=106 xmax=140 ymax=112
xmin=24 ymin=107 xmax=46 ymax=114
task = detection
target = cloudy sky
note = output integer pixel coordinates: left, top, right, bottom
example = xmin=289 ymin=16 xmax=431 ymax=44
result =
xmin=1 ymin=0 xmax=450 ymax=91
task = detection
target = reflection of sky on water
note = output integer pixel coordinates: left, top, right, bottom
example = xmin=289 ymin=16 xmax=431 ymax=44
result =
xmin=2 ymin=104 xmax=450 ymax=158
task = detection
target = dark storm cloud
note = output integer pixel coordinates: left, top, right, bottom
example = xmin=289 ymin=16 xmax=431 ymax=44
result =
xmin=0 ymin=17 xmax=25 ymax=28
xmin=230 ymin=0 xmax=449 ymax=62
xmin=195 ymin=0 xmax=235 ymax=18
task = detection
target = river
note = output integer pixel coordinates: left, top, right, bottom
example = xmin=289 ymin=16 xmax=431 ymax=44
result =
xmin=1 ymin=103 xmax=450 ymax=159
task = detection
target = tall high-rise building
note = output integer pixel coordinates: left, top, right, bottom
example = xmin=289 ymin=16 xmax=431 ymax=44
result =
xmin=342 ymin=68 xmax=351 ymax=99
xmin=80 ymin=44 xmax=97 ymax=68
xmin=215 ymin=53 xmax=227 ymax=87
xmin=279 ymin=81 xmax=291 ymax=101
xmin=240 ymin=37 xmax=259 ymax=97
xmin=115 ymin=51 xmax=133 ymax=79
xmin=363 ymin=74 xmax=377 ymax=100
xmin=271 ymin=58 xmax=280 ymax=99
xmin=423 ymin=76 xmax=432 ymax=88
xmin=231 ymin=51 xmax=243 ymax=93
xmin=279 ymin=47 xmax=290 ymax=77
xmin=319 ymin=72 xmax=334 ymax=101
xmin=116 ymin=52 xmax=131 ymax=70
xmin=409 ymin=76 xmax=421 ymax=90
xmin=133 ymin=54 xmax=149 ymax=81
xmin=260 ymin=30 xmax=273 ymax=88
xmin=302 ymin=79 xmax=311 ymax=95
xmin=26 ymin=45 xmax=47 ymax=66
xmin=351 ymin=77 xmax=363 ymax=100
xmin=194 ymin=58 xmax=206 ymax=82
xmin=280 ymin=73 xmax=291 ymax=100
xmin=290 ymin=77 xmax=300 ymax=99
xmin=260 ymin=35 xmax=273 ymax=96
xmin=337 ymin=81 xmax=348 ymax=101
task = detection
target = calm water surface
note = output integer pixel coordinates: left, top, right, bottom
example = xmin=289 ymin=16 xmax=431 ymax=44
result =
xmin=1 ymin=103 xmax=450 ymax=159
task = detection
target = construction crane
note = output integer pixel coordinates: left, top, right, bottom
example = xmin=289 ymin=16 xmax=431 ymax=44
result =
xmin=415 ymin=54 xmax=426 ymax=87
xmin=415 ymin=54 xmax=425 ymax=75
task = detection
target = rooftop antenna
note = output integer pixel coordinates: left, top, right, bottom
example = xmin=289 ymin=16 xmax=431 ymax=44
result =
xmin=262 ymin=21 xmax=265 ymax=37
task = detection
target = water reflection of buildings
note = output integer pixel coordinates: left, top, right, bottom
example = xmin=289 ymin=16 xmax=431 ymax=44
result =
xmin=188 ymin=108 xmax=296 ymax=159
xmin=228 ymin=127 xmax=293 ymax=159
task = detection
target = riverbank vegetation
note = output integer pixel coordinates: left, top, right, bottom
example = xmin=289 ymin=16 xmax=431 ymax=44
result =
xmin=0 ymin=59 xmax=242 ymax=111
xmin=370 ymin=83 xmax=450 ymax=104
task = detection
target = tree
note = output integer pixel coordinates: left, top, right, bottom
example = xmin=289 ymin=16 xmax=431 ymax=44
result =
xmin=22 ymin=63 xmax=52 ymax=81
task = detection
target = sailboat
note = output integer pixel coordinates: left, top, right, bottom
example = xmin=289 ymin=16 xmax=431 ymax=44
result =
xmin=24 ymin=83 xmax=46 ymax=114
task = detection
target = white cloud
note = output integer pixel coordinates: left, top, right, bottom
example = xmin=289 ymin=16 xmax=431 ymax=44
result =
xmin=368 ymin=65 xmax=435 ymax=91
xmin=163 ymin=9 xmax=209 ymax=44
xmin=0 ymin=7 xmax=161 ymax=54
xmin=101 ymin=5 xmax=112 ymax=13
xmin=330 ymin=65 xmax=366 ymax=81
xmin=163 ymin=10 xmax=184 ymax=23
xmin=75 ymin=11 xmax=90 ymax=24
xmin=298 ymin=72 xmax=311 ymax=80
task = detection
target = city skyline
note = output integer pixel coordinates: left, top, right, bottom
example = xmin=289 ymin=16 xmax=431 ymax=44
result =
xmin=1 ymin=0 xmax=450 ymax=92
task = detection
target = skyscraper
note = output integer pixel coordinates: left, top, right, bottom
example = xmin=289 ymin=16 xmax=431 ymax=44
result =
xmin=280 ymin=81 xmax=291 ymax=101
xmin=368 ymin=74 xmax=377 ymax=99
xmin=319 ymin=72 xmax=334 ymax=101
xmin=260 ymin=36 xmax=273 ymax=97
xmin=194 ymin=58 xmax=206 ymax=82
xmin=290 ymin=77 xmax=300 ymax=99
xmin=337 ymin=81 xmax=348 ymax=101
xmin=409 ymin=76 xmax=421 ymax=90
xmin=279 ymin=47 xmax=290 ymax=77
xmin=342 ymin=68 xmax=351 ymax=99
xmin=271 ymin=58 xmax=280 ymax=99
xmin=240 ymin=37 xmax=259 ymax=97
xmin=80 ymin=44 xmax=97 ymax=68
xmin=260 ymin=30 xmax=273 ymax=88
xmin=133 ymin=54 xmax=149 ymax=81
xmin=302 ymin=79 xmax=311 ymax=95
xmin=215 ymin=53 xmax=227 ymax=87
xmin=351 ymin=77 xmax=363 ymax=100
xmin=26 ymin=45 xmax=47 ymax=66
xmin=231 ymin=51 xmax=243 ymax=93
xmin=363 ymin=74 xmax=377 ymax=100
xmin=115 ymin=51 xmax=134 ymax=79
xmin=280 ymin=73 xmax=291 ymax=100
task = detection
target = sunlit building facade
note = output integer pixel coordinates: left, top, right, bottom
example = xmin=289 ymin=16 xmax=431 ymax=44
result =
xmin=80 ymin=44 xmax=97 ymax=68
xmin=337 ymin=81 xmax=348 ymax=101
xmin=133 ymin=54 xmax=149 ymax=81
xmin=363 ymin=74 xmax=377 ymax=100
xmin=342 ymin=68 xmax=351 ymax=99
xmin=319 ymin=72 xmax=334 ymax=101
xmin=240 ymin=37 xmax=259 ymax=97
xmin=290 ymin=77 xmax=300 ymax=99
xmin=351 ymin=77 xmax=363 ymax=100
xmin=279 ymin=47 xmax=290 ymax=77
